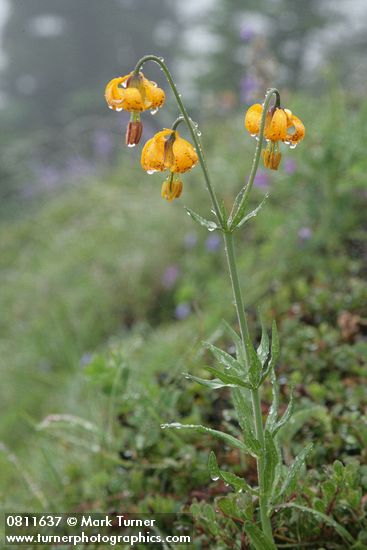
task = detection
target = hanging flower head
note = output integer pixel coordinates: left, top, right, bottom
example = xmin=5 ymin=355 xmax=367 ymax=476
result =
xmin=105 ymin=72 xmax=165 ymax=146
xmin=245 ymin=104 xmax=305 ymax=170
xmin=141 ymin=129 xmax=198 ymax=201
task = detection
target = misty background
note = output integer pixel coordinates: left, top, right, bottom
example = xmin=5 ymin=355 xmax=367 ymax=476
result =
xmin=0 ymin=0 xmax=366 ymax=203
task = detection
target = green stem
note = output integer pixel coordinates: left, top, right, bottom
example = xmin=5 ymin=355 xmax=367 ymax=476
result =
xmin=229 ymin=88 xmax=280 ymax=228
xmin=223 ymin=231 xmax=274 ymax=542
xmin=134 ymin=55 xmax=224 ymax=226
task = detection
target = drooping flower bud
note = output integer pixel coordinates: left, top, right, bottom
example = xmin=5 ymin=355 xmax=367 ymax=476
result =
xmin=126 ymin=119 xmax=143 ymax=147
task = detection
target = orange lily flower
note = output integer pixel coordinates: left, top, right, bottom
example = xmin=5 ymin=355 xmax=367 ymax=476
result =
xmin=105 ymin=72 xmax=165 ymax=146
xmin=245 ymin=104 xmax=305 ymax=170
xmin=141 ymin=129 xmax=198 ymax=201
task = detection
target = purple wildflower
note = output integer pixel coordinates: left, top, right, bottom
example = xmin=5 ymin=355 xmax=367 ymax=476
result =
xmin=175 ymin=303 xmax=191 ymax=320
xmin=162 ymin=265 xmax=180 ymax=289
xmin=205 ymin=234 xmax=221 ymax=252
xmin=184 ymin=232 xmax=198 ymax=249
xmin=254 ymin=170 xmax=270 ymax=190
xmin=240 ymin=75 xmax=259 ymax=103
xmin=298 ymin=227 xmax=312 ymax=241
xmin=284 ymin=158 xmax=297 ymax=175
xmin=240 ymin=25 xmax=256 ymax=42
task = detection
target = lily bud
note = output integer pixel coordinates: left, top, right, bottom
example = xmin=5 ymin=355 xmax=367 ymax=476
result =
xmin=126 ymin=120 xmax=143 ymax=146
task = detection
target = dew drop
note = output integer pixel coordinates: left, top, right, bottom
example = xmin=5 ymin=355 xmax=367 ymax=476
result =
xmin=284 ymin=140 xmax=290 ymax=145
xmin=127 ymin=143 xmax=136 ymax=148
xmin=289 ymin=143 xmax=297 ymax=149
xmin=196 ymin=130 xmax=202 ymax=136
xmin=150 ymin=108 xmax=158 ymax=115
xmin=116 ymin=108 xmax=123 ymax=112
xmin=210 ymin=475 xmax=220 ymax=481
xmin=250 ymin=133 xmax=257 ymax=138
xmin=108 ymin=105 xmax=113 ymax=110
xmin=159 ymin=57 xmax=165 ymax=62
xmin=146 ymin=169 xmax=157 ymax=175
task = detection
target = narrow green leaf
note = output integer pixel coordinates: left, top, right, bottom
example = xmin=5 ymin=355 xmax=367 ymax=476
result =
xmin=257 ymin=310 xmax=270 ymax=366
xmin=265 ymin=369 xmax=280 ymax=433
xmin=275 ymin=503 xmax=355 ymax=545
xmin=216 ymin=496 xmax=242 ymax=520
xmin=185 ymin=207 xmax=218 ymax=231
xmin=263 ymin=430 xmax=279 ymax=495
xmin=244 ymin=522 xmax=277 ymax=550
xmin=161 ymin=423 xmax=249 ymax=452
xmin=208 ymin=451 xmax=256 ymax=494
xmin=232 ymin=387 xmax=254 ymax=433
xmin=247 ymin=341 xmax=262 ymax=389
xmin=183 ymin=373 xmax=237 ymax=390
xmin=204 ymin=366 xmax=252 ymax=389
xmin=235 ymin=193 xmax=269 ymax=229
xmin=228 ymin=186 xmax=246 ymax=227
xmin=222 ymin=320 xmax=246 ymax=366
xmin=272 ymin=388 xmax=295 ymax=435
xmin=208 ymin=451 xmax=220 ymax=480
xmin=278 ymin=443 xmax=313 ymax=498
xmin=203 ymin=341 xmax=242 ymax=371
xmin=270 ymin=321 xmax=280 ymax=365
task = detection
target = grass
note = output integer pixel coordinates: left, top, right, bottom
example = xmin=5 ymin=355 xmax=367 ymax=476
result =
xmin=0 ymin=94 xmax=366 ymax=547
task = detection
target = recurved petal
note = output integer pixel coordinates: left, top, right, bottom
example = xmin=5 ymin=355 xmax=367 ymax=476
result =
xmin=150 ymin=86 xmax=165 ymax=109
xmin=265 ymin=108 xmax=288 ymax=141
xmin=105 ymin=75 xmax=129 ymax=110
xmin=245 ymin=103 xmax=263 ymax=135
xmin=141 ymin=137 xmax=166 ymax=172
xmin=171 ymin=135 xmax=198 ymax=173
xmin=286 ymin=114 xmax=305 ymax=144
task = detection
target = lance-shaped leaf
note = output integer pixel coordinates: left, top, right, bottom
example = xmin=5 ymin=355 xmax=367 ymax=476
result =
xmin=203 ymin=342 xmax=242 ymax=372
xmin=257 ymin=310 xmax=270 ymax=366
xmin=204 ymin=366 xmax=252 ymax=389
xmin=271 ymin=388 xmax=294 ymax=435
xmin=265 ymin=369 xmax=280 ymax=433
xmin=232 ymin=387 xmax=254 ymax=433
xmin=235 ymin=193 xmax=270 ymax=229
xmin=244 ymin=522 xmax=277 ymax=550
xmin=278 ymin=443 xmax=313 ymax=498
xmin=247 ymin=340 xmax=262 ymax=389
xmin=275 ymin=503 xmax=355 ymax=545
xmin=222 ymin=320 xmax=246 ymax=366
xmin=208 ymin=451 xmax=256 ymax=494
xmin=161 ymin=423 xmax=251 ymax=453
xmin=183 ymin=373 xmax=237 ymax=390
xmin=185 ymin=207 xmax=218 ymax=232
xmin=263 ymin=430 xmax=279 ymax=496
xmin=261 ymin=321 xmax=280 ymax=384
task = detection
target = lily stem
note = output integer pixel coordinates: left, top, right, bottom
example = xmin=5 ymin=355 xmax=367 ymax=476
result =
xmin=223 ymin=231 xmax=274 ymax=542
xmin=229 ymin=87 xmax=279 ymax=228
xmin=134 ymin=55 xmax=224 ymax=226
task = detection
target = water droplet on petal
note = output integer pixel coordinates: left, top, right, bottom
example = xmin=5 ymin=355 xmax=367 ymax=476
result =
xmin=289 ymin=143 xmax=297 ymax=149
xmin=146 ymin=169 xmax=157 ymax=175
xmin=116 ymin=107 xmax=123 ymax=112
xmin=150 ymin=108 xmax=158 ymax=115
xmin=284 ymin=140 xmax=290 ymax=145
xmin=127 ymin=143 xmax=136 ymax=148
xmin=250 ymin=133 xmax=257 ymax=138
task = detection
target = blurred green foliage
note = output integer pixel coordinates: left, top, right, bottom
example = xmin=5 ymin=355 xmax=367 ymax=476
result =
xmin=0 ymin=91 xmax=366 ymax=546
